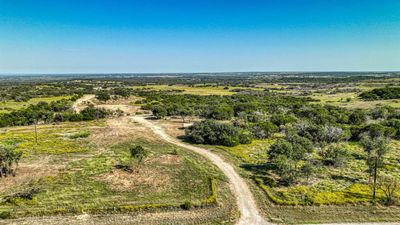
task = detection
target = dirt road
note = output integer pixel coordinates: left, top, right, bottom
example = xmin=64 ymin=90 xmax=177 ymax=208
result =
xmin=131 ymin=115 xmax=269 ymax=225
xmin=72 ymin=95 xmax=95 ymax=112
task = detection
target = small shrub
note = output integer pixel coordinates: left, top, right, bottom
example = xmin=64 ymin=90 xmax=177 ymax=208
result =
xmin=0 ymin=211 xmax=11 ymax=219
xmin=68 ymin=131 xmax=90 ymax=139
xmin=181 ymin=201 xmax=193 ymax=210
xmin=171 ymin=148 xmax=179 ymax=155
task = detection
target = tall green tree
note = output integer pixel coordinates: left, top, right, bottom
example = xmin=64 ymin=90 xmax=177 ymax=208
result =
xmin=268 ymin=134 xmax=313 ymax=184
xmin=129 ymin=145 xmax=149 ymax=174
xmin=361 ymin=136 xmax=390 ymax=200
xmin=151 ymin=105 xmax=168 ymax=119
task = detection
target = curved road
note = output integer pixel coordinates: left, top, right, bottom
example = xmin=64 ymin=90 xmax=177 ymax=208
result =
xmin=131 ymin=116 xmax=268 ymax=225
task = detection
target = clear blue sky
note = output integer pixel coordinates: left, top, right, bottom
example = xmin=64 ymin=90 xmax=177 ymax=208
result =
xmin=0 ymin=0 xmax=399 ymax=73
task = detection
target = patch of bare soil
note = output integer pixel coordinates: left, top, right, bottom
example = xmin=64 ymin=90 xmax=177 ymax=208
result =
xmin=0 ymin=159 xmax=59 ymax=193
xmin=72 ymin=95 xmax=95 ymax=113
xmin=96 ymin=104 xmax=138 ymax=115
xmin=90 ymin=117 xmax=157 ymax=146
xmin=95 ymin=167 xmax=171 ymax=192
xmin=155 ymin=118 xmax=187 ymax=138
xmin=94 ymin=96 xmax=139 ymax=106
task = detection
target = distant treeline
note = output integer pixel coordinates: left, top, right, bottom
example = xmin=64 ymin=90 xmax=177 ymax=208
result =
xmin=2 ymin=72 xmax=400 ymax=90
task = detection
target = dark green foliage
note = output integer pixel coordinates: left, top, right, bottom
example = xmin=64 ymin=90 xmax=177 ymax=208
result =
xmin=370 ymin=107 xmax=393 ymax=120
xmin=0 ymin=82 xmax=90 ymax=103
xmin=348 ymin=109 xmax=368 ymax=125
xmin=0 ymin=144 xmax=22 ymax=178
xmin=234 ymin=102 xmax=259 ymax=115
xmin=95 ymin=91 xmax=111 ymax=102
xmin=141 ymin=92 xmax=309 ymax=122
xmin=210 ymin=104 xmax=234 ymax=120
xmin=0 ymin=101 xmax=112 ymax=128
xmin=360 ymin=136 xmax=390 ymax=199
xmin=351 ymin=123 xmax=395 ymax=141
xmin=151 ymin=105 xmax=168 ymax=119
xmin=270 ymin=114 xmax=297 ymax=126
xmin=238 ymin=129 xmax=253 ymax=144
xmin=301 ymin=162 xmax=315 ymax=181
xmin=129 ymin=145 xmax=149 ymax=173
xmin=285 ymin=133 xmax=314 ymax=161
xmin=79 ymin=106 xmax=110 ymax=121
xmin=268 ymin=134 xmax=313 ymax=184
xmin=296 ymin=106 xmax=333 ymax=124
xmin=250 ymin=121 xmax=278 ymax=139
xmin=130 ymin=145 xmax=148 ymax=162
xmin=112 ymin=88 xmax=131 ymax=98
xmin=176 ymin=106 xmax=194 ymax=122
xmin=360 ymin=87 xmax=400 ymax=100
xmin=186 ymin=120 xmax=250 ymax=146
xmin=293 ymin=123 xmax=350 ymax=145
xmin=318 ymin=144 xmax=350 ymax=167
xmin=181 ymin=201 xmax=193 ymax=210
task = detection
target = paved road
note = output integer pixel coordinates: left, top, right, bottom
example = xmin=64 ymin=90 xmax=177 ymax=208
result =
xmin=131 ymin=115 xmax=269 ymax=225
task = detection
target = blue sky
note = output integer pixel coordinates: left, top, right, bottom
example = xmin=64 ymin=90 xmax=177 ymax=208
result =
xmin=0 ymin=0 xmax=399 ymax=73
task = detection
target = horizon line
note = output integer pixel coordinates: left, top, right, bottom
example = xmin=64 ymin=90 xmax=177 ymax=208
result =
xmin=1 ymin=70 xmax=400 ymax=76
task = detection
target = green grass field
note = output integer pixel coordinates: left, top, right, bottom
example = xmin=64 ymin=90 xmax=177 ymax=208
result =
xmin=311 ymin=92 xmax=400 ymax=109
xmin=0 ymin=96 xmax=71 ymax=114
xmin=133 ymin=85 xmax=263 ymax=95
xmin=0 ymin=120 xmax=233 ymax=222
xmin=197 ymin=136 xmax=400 ymax=223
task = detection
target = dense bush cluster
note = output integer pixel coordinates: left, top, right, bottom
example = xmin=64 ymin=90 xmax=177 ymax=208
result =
xmin=142 ymin=90 xmax=400 ymax=203
xmin=359 ymin=87 xmax=400 ymax=100
xmin=0 ymin=144 xmax=22 ymax=178
xmin=186 ymin=120 xmax=251 ymax=146
xmin=0 ymin=100 xmax=112 ymax=127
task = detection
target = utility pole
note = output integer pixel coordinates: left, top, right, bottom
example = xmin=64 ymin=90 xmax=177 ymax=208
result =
xmin=34 ymin=119 xmax=38 ymax=145
xmin=373 ymin=157 xmax=378 ymax=200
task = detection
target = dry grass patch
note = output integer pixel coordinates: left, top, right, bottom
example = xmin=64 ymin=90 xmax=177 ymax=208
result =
xmin=150 ymin=154 xmax=182 ymax=165
xmin=0 ymin=164 xmax=58 ymax=193
xmin=95 ymin=167 xmax=171 ymax=193
xmin=90 ymin=117 xmax=158 ymax=146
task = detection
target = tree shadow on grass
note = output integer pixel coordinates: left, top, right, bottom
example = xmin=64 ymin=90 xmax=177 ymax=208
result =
xmin=177 ymin=135 xmax=188 ymax=141
xmin=114 ymin=164 xmax=132 ymax=173
xmin=343 ymin=190 xmax=372 ymax=200
xmin=144 ymin=116 xmax=158 ymax=120
xmin=240 ymin=163 xmax=274 ymax=177
xmin=330 ymin=174 xmax=361 ymax=183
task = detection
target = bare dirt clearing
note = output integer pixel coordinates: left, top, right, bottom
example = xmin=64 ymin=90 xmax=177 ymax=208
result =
xmin=72 ymin=95 xmax=95 ymax=112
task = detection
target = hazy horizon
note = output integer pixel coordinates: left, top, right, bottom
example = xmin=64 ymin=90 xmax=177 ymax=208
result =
xmin=1 ymin=0 xmax=400 ymax=73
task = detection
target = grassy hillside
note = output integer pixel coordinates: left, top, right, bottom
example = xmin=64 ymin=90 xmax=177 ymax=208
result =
xmin=0 ymin=119 xmax=234 ymax=223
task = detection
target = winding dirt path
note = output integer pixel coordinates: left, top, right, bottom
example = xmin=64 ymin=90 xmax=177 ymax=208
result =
xmin=131 ymin=115 xmax=269 ymax=225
